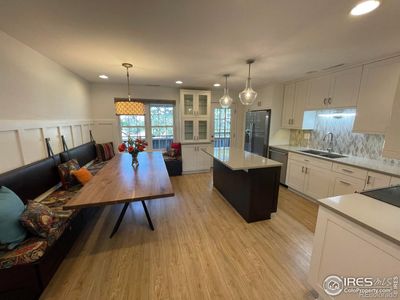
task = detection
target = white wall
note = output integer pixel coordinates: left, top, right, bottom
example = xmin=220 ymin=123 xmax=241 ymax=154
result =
xmin=0 ymin=31 xmax=92 ymax=173
xmin=89 ymin=83 xmax=180 ymax=146
xmin=0 ymin=31 xmax=91 ymax=120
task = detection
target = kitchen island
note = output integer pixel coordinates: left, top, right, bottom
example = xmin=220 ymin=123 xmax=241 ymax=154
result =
xmin=203 ymin=147 xmax=282 ymax=222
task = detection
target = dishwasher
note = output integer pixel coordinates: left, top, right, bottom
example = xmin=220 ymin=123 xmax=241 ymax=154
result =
xmin=269 ymin=147 xmax=288 ymax=186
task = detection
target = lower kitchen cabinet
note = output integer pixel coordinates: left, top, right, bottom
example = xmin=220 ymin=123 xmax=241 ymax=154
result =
xmin=331 ymin=174 xmax=365 ymax=196
xmin=390 ymin=176 xmax=400 ymax=186
xmin=364 ymin=171 xmax=391 ymax=190
xmin=304 ymin=166 xmax=332 ymax=199
xmin=182 ymin=143 xmax=212 ymax=173
xmin=286 ymin=155 xmax=332 ymax=199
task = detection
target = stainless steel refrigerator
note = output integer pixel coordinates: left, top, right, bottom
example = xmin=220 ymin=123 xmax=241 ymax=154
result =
xmin=244 ymin=109 xmax=271 ymax=157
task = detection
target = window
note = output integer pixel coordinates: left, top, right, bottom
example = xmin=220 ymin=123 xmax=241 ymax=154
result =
xmin=150 ymin=104 xmax=174 ymax=149
xmin=213 ymin=108 xmax=231 ymax=148
xmin=119 ymin=103 xmax=175 ymax=150
xmin=120 ymin=115 xmax=146 ymax=141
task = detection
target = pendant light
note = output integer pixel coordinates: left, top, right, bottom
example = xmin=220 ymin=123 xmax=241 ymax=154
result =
xmin=114 ymin=63 xmax=145 ymax=115
xmin=239 ymin=59 xmax=257 ymax=105
xmin=219 ymin=74 xmax=233 ymax=108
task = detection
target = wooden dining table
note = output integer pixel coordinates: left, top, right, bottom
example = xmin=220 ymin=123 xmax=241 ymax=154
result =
xmin=64 ymin=151 xmax=174 ymax=238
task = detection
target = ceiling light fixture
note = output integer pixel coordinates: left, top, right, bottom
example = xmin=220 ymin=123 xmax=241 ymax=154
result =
xmin=219 ymin=74 xmax=233 ymax=108
xmin=176 ymin=80 xmax=183 ymax=85
xmin=114 ymin=63 xmax=145 ymax=116
xmin=350 ymin=0 xmax=380 ymax=16
xmin=213 ymin=83 xmax=221 ymax=87
xmin=239 ymin=59 xmax=257 ymax=105
xmin=99 ymin=74 xmax=108 ymax=79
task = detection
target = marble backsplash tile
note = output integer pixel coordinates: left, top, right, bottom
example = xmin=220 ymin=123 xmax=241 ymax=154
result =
xmin=289 ymin=109 xmax=400 ymax=167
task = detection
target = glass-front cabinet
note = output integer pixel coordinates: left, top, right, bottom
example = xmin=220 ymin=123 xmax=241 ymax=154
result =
xmin=180 ymin=90 xmax=211 ymax=143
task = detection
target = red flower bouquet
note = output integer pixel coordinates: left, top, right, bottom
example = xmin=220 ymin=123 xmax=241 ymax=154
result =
xmin=118 ymin=137 xmax=148 ymax=168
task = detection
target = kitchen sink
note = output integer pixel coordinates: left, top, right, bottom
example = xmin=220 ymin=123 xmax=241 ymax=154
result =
xmin=300 ymin=149 xmax=347 ymax=159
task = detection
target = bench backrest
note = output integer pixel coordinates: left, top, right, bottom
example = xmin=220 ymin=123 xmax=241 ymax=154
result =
xmin=0 ymin=156 xmax=61 ymax=203
xmin=59 ymin=142 xmax=97 ymax=166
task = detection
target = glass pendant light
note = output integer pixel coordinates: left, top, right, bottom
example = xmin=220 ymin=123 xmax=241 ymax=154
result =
xmin=239 ymin=59 xmax=257 ymax=105
xmin=219 ymin=74 xmax=233 ymax=108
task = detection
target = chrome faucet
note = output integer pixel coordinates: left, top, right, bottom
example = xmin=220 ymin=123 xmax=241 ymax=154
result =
xmin=323 ymin=132 xmax=334 ymax=153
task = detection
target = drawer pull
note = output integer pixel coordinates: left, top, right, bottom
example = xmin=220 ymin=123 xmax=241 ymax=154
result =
xmin=339 ymin=180 xmax=351 ymax=186
xmin=304 ymin=159 xmax=309 ymax=162
xmin=342 ymin=168 xmax=353 ymax=173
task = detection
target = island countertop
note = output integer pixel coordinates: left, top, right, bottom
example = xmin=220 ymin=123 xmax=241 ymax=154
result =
xmin=317 ymin=193 xmax=400 ymax=245
xmin=203 ymin=147 xmax=282 ymax=170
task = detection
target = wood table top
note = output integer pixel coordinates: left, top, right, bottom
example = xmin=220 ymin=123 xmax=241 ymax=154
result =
xmin=64 ymin=152 xmax=174 ymax=209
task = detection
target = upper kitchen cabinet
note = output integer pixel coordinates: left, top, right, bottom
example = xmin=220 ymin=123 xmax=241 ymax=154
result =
xmin=180 ymin=90 xmax=211 ymax=118
xmin=306 ymin=66 xmax=362 ymax=110
xmin=353 ymin=56 xmax=400 ymax=134
xmin=281 ymin=80 xmax=315 ymax=130
xmin=180 ymin=89 xmax=211 ymax=143
xmin=383 ymin=73 xmax=400 ymax=160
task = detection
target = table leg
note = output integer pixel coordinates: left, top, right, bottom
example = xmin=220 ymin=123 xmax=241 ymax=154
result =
xmin=141 ymin=201 xmax=155 ymax=231
xmin=109 ymin=202 xmax=129 ymax=238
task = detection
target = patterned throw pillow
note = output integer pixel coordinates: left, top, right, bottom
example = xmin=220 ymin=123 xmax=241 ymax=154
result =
xmin=95 ymin=142 xmax=115 ymax=162
xmin=57 ymin=159 xmax=80 ymax=190
xmin=20 ymin=201 xmax=55 ymax=238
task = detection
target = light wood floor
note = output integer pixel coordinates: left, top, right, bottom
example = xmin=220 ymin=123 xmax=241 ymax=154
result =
xmin=41 ymin=172 xmax=319 ymax=300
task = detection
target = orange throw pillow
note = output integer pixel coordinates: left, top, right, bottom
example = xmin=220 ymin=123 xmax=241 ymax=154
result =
xmin=71 ymin=168 xmax=93 ymax=185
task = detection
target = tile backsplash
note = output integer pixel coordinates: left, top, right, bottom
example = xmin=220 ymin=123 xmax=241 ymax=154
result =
xmin=289 ymin=108 xmax=400 ymax=166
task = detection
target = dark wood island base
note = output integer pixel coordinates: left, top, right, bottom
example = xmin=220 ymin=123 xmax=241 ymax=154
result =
xmin=212 ymin=159 xmax=281 ymax=223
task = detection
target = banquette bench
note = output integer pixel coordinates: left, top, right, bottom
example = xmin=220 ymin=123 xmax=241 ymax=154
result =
xmin=0 ymin=142 xmax=106 ymax=300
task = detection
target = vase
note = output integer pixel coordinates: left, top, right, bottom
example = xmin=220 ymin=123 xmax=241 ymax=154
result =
xmin=131 ymin=154 xmax=139 ymax=168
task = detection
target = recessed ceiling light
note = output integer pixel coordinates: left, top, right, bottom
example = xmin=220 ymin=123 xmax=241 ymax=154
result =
xmin=175 ymin=80 xmax=183 ymax=84
xmin=99 ymin=74 xmax=108 ymax=79
xmin=213 ymin=83 xmax=221 ymax=87
xmin=350 ymin=0 xmax=380 ymax=16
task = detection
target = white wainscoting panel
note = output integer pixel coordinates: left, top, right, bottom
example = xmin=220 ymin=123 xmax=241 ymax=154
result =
xmin=22 ymin=128 xmax=46 ymax=164
xmin=0 ymin=120 xmax=93 ymax=174
xmin=0 ymin=130 xmax=24 ymax=173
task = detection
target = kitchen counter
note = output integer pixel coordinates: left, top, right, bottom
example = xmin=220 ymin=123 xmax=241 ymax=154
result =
xmin=203 ymin=147 xmax=282 ymax=170
xmin=317 ymin=193 xmax=400 ymax=245
xmin=205 ymin=147 xmax=281 ymax=223
xmin=270 ymin=145 xmax=400 ymax=177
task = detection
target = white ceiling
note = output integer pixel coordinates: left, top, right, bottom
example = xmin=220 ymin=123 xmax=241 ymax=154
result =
xmin=0 ymin=0 xmax=399 ymax=89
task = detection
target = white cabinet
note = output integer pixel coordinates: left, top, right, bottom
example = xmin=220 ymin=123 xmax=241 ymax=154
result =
xmin=364 ymin=171 xmax=391 ymax=191
xmin=180 ymin=90 xmax=211 ymax=143
xmin=309 ymin=206 xmax=400 ymax=300
xmin=182 ymin=143 xmax=212 ymax=173
xmin=331 ymin=174 xmax=365 ymax=196
xmin=353 ymin=56 xmax=400 ymax=134
xmin=390 ymin=176 xmax=400 ymax=186
xmin=281 ymin=80 xmax=315 ymax=129
xmin=287 ymin=153 xmax=333 ymax=199
xmin=306 ymin=67 xmax=362 ymax=110
xmin=383 ymin=73 xmax=400 ymax=159
xmin=304 ymin=165 xmax=333 ymax=200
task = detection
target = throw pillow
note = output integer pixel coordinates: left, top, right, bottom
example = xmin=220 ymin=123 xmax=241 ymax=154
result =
xmin=58 ymin=159 xmax=80 ymax=190
xmin=171 ymin=143 xmax=181 ymax=156
xmin=0 ymin=186 xmax=27 ymax=249
xmin=96 ymin=142 xmax=115 ymax=162
xmin=20 ymin=201 xmax=55 ymax=238
xmin=71 ymin=167 xmax=93 ymax=185
xmin=166 ymin=148 xmax=177 ymax=158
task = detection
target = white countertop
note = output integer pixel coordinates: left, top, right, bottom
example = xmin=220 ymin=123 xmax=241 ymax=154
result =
xmin=270 ymin=145 xmax=400 ymax=177
xmin=203 ymin=147 xmax=282 ymax=170
xmin=318 ymin=193 xmax=400 ymax=245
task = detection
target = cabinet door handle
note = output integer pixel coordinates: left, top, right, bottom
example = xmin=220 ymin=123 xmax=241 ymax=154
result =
xmin=342 ymin=168 xmax=353 ymax=173
xmin=366 ymin=175 xmax=371 ymax=185
xmin=323 ymin=98 xmax=327 ymax=105
xmin=328 ymin=97 xmax=332 ymax=105
xmin=339 ymin=180 xmax=351 ymax=186
xmin=305 ymin=167 xmax=308 ymax=174
xmin=302 ymin=166 xmax=304 ymax=173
